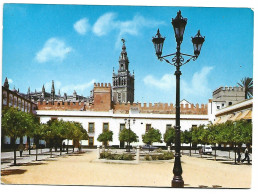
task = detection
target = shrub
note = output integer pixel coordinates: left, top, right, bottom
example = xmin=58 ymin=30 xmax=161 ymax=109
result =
xmin=157 ymin=154 xmax=164 ymax=160
xmin=163 ymin=151 xmax=174 ymax=160
xmin=151 ymin=155 xmax=158 ymax=160
xmin=156 ymin=148 xmax=163 ymax=153
xmin=99 ymin=151 xmax=112 ymax=159
xmin=122 ymin=153 xmax=134 ymax=160
xmin=99 ymin=152 xmax=134 ymax=160
xmin=145 ymin=155 xmax=151 ymax=161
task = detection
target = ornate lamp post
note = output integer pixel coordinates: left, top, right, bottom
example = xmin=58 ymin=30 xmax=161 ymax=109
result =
xmin=124 ymin=117 xmax=136 ymax=152
xmin=152 ymin=10 xmax=205 ymax=188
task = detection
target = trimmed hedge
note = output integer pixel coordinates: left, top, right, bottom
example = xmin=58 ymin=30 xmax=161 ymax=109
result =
xmin=144 ymin=151 xmax=174 ymax=161
xmin=99 ymin=152 xmax=134 ymax=160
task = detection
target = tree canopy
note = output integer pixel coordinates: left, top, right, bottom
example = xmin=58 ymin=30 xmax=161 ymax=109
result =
xmin=142 ymin=128 xmax=162 ymax=145
xmin=119 ymin=128 xmax=138 ymax=143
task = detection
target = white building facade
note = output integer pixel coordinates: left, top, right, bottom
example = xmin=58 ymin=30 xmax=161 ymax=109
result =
xmin=37 ymin=110 xmax=208 ymax=147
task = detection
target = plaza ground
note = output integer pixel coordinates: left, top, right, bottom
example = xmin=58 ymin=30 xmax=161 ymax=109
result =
xmin=1 ymin=149 xmax=251 ymax=188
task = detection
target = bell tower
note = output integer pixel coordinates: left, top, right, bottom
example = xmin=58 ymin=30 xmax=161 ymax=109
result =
xmin=112 ymin=39 xmax=135 ymax=103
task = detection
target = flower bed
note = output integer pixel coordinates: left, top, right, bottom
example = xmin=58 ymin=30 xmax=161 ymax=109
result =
xmin=144 ymin=151 xmax=174 ymax=161
xmin=99 ymin=151 xmax=135 ymax=160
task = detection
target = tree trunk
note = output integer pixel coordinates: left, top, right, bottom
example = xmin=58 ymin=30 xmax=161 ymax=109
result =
xmin=36 ymin=143 xmax=38 ymax=161
xmin=189 ymin=143 xmax=191 ymax=156
xmin=60 ymin=142 xmax=62 ymax=156
xmin=234 ymin=143 xmax=237 ymax=164
xmin=67 ymin=139 xmax=69 ymax=154
xmin=27 ymin=136 xmax=31 ymax=155
xmin=214 ymin=144 xmax=217 ymax=161
xmin=50 ymin=146 xmax=53 ymax=158
xmin=13 ymin=139 xmax=17 ymax=165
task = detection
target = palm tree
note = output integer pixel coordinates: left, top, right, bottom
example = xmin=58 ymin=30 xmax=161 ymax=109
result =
xmin=237 ymin=77 xmax=253 ymax=99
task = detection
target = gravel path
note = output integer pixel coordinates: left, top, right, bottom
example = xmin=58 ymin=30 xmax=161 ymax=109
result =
xmin=1 ymin=149 xmax=251 ymax=188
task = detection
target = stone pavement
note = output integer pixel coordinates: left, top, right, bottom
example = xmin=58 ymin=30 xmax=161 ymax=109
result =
xmin=1 ymin=148 xmax=76 ymax=170
xmin=1 ymin=149 xmax=251 ymax=188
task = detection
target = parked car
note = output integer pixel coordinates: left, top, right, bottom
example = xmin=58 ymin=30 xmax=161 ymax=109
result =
xmin=141 ymin=145 xmax=158 ymax=151
xmin=202 ymin=145 xmax=212 ymax=154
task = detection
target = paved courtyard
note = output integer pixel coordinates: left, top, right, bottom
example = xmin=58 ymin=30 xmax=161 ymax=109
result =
xmin=1 ymin=149 xmax=251 ymax=188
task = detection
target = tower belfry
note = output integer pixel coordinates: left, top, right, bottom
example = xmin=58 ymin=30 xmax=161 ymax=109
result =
xmin=112 ymin=39 xmax=135 ymax=103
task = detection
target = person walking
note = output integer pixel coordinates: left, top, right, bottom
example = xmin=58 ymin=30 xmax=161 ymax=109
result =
xmin=242 ymin=147 xmax=250 ymax=164
xmin=18 ymin=143 xmax=24 ymax=157
xmin=237 ymin=147 xmax=241 ymax=163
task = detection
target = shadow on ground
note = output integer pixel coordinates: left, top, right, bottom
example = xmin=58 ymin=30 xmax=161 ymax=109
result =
xmin=1 ymin=169 xmax=27 ymax=176
xmin=10 ymin=162 xmax=47 ymax=167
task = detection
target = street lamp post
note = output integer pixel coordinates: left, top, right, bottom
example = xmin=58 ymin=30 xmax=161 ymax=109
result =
xmin=152 ymin=10 xmax=205 ymax=188
xmin=124 ymin=117 xmax=136 ymax=152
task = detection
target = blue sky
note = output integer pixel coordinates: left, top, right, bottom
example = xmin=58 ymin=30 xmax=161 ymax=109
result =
xmin=2 ymin=4 xmax=253 ymax=104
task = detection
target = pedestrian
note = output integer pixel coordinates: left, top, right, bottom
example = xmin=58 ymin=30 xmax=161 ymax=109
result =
xmin=63 ymin=142 xmax=66 ymax=151
xmin=241 ymin=147 xmax=250 ymax=164
xmin=18 ymin=143 xmax=24 ymax=157
xmin=237 ymin=147 xmax=241 ymax=163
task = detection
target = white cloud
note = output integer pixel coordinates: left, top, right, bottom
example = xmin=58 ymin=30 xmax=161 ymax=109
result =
xmin=61 ymin=79 xmax=96 ymax=95
xmin=143 ymin=66 xmax=213 ymax=103
xmin=92 ymin=13 xmax=116 ymax=36
xmin=182 ymin=66 xmax=214 ymax=101
xmin=35 ymin=38 xmax=72 ymax=63
xmin=36 ymin=80 xmax=95 ymax=96
xmin=8 ymin=78 xmax=13 ymax=84
xmin=92 ymin=12 xmax=165 ymax=46
xmin=143 ymin=74 xmax=175 ymax=90
xmin=73 ymin=18 xmax=90 ymax=35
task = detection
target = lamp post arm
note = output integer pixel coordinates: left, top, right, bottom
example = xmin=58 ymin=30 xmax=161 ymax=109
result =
xmin=161 ymin=52 xmax=176 ymax=58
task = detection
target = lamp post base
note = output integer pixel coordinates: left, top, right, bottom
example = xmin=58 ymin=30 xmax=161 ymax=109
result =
xmin=171 ymin=178 xmax=184 ymax=188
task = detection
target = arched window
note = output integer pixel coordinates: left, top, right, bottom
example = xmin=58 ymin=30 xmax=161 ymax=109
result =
xmin=28 ymin=103 xmax=31 ymax=112
xmin=22 ymin=101 xmax=24 ymax=111
xmin=14 ymin=97 xmax=17 ymax=107
xmin=3 ymin=92 xmax=7 ymax=105
xmin=25 ymin=102 xmax=27 ymax=112
xmin=18 ymin=99 xmax=21 ymax=110
xmin=9 ymin=94 xmax=13 ymax=106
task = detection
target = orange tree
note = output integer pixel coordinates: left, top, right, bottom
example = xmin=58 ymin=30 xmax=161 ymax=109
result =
xmin=163 ymin=127 xmax=175 ymax=149
xmin=119 ymin=128 xmax=138 ymax=151
xmin=1 ymin=107 xmax=33 ymax=165
xmin=71 ymin=121 xmax=88 ymax=152
xmin=182 ymin=129 xmax=192 ymax=156
xmin=97 ymin=129 xmax=113 ymax=148
xmin=142 ymin=128 xmax=162 ymax=152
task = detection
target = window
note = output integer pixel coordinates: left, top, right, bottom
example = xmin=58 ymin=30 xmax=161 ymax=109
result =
xmin=22 ymin=101 xmax=24 ymax=111
xmin=89 ymin=137 xmax=94 ymax=146
xmin=222 ymin=103 xmax=225 ymax=107
xmin=88 ymin=123 xmax=95 ymax=133
xmin=25 ymin=102 xmax=27 ymax=112
xmin=166 ymin=124 xmax=172 ymax=130
xmin=217 ymin=106 xmax=220 ymax=109
xmin=146 ymin=124 xmax=151 ymax=132
xmin=18 ymin=99 xmax=21 ymax=110
xmin=103 ymin=123 xmax=109 ymax=132
xmin=68 ymin=102 xmax=70 ymax=105
xmin=192 ymin=125 xmax=197 ymax=129
xmin=3 ymin=92 xmax=7 ymax=105
xmin=14 ymin=97 xmax=17 ymax=107
xmin=57 ymin=102 xmax=60 ymax=106
xmin=229 ymin=102 xmax=232 ymax=106
xmin=9 ymin=94 xmax=13 ymax=106
xmin=120 ymin=123 xmax=125 ymax=131
xmin=62 ymin=101 xmax=65 ymax=105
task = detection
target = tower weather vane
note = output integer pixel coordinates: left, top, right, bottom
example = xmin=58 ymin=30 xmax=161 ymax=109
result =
xmin=121 ymin=38 xmax=125 ymax=44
